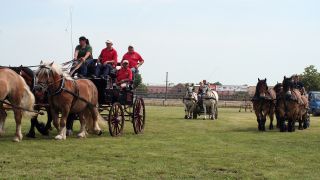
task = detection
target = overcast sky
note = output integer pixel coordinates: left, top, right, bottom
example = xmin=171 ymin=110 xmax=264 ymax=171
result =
xmin=0 ymin=0 xmax=319 ymax=85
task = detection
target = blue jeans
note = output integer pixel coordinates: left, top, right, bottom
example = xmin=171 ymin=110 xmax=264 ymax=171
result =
xmin=75 ymin=60 xmax=88 ymax=77
xmin=100 ymin=64 xmax=113 ymax=78
xmin=87 ymin=59 xmax=100 ymax=76
xmin=131 ymin=67 xmax=139 ymax=80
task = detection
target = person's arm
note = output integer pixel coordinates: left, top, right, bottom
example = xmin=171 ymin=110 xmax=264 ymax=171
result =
xmin=74 ymin=46 xmax=79 ymax=60
xmin=81 ymin=51 xmax=91 ymax=61
xmin=113 ymin=51 xmax=118 ymax=67
xmin=137 ymin=53 xmax=144 ymax=68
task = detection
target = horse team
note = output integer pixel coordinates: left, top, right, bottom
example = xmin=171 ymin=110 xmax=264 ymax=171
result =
xmin=183 ymin=83 xmax=219 ymax=120
xmin=0 ymin=61 xmax=103 ymax=142
xmin=253 ymin=77 xmax=310 ymax=132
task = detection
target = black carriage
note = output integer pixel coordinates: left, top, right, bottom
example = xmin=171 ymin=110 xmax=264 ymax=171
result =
xmin=90 ymin=77 xmax=145 ymax=137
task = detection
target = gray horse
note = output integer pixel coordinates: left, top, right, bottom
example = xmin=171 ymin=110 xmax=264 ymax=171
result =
xmin=201 ymin=85 xmax=219 ymax=120
xmin=183 ymin=84 xmax=198 ymax=119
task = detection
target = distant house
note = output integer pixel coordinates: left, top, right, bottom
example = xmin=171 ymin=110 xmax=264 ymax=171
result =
xmin=147 ymin=85 xmax=171 ymax=94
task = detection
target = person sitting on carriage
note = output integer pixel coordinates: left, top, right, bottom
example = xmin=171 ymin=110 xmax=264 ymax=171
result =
xmin=121 ymin=44 xmax=144 ymax=78
xmin=71 ymin=36 xmax=94 ymax=77
xmin=197 ymin=81 xmax=205 ymax=104
xmin=94 ymin=40 xmax=118 ymax=79
xmin=116 ymin=60 xmax=133 ymax=90
xmin=292 ymin=74 xmax=306 ymax=95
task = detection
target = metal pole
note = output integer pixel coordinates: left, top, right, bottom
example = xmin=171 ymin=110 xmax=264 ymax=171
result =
xmin=70 ymin=7 xmax=74 ymax=60
xmin=165 ymin=72 xmax=168 ymax=101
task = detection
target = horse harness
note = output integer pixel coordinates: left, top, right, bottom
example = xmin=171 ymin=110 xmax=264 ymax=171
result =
xmin=49 ymin=76 xmax=95 ymax=109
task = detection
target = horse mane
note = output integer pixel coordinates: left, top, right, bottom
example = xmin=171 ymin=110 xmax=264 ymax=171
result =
xmin=38 ymin=62 xmax=72 ymax=80
xmin=21 ymin=67 xmax=35 ymax=78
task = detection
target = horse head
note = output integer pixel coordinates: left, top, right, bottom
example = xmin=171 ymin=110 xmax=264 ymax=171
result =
xmin=282 ymin=76 xmax=293 ymax=92
xmin=255 ymin=78 xmax=268 ymax=97
xmin=35 ymin=61 xmax=63 ymax=95
xmin=185 ymin=85 xmax=195 ymax=98
xmin=273 ymin=82 xmax=283 ymax=95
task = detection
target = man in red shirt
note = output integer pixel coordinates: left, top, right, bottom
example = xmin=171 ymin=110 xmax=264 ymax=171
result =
xmin=117 ymin=60 xmax=133 ymax=88
xmin=98 ymin=40 xmax=118 ymax=78
xmin=122 ymin=45 xmax=144 ymax=75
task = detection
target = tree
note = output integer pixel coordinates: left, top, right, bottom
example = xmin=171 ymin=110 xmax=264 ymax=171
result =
xmin=133 ymin=74 xmax=148 ymax=93
xmin=213 ymin=81 xmax=222 ymax=86
xmin=133 ymin=74 xmax=142 ymax=88
xmin=300 ymin=65 xmax=320 ymax=91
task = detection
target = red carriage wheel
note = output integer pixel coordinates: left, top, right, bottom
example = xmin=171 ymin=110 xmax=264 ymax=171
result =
xmin=132 ymin=97 xmax=145 ymax=134
xmin=108 ymin=102 xmax=125 ymax=137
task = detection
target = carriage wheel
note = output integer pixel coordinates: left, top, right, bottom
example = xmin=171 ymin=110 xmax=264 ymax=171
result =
xmin=108 ymin=102 xmax=125 ymax=137
xmin=133 ymin=97 xmax=145 ymax=134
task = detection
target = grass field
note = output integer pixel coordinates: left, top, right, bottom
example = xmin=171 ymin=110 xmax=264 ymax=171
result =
xmin=0 ymin=106 xmax=320 ymax=179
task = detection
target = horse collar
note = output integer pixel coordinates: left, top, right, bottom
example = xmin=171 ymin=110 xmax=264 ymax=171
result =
xmin=50 ymin=76 xmax=65 ymax=96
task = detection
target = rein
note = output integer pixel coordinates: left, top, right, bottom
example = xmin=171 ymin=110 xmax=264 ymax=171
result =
xmin=0 ymin=99 xmax=44 ymax=115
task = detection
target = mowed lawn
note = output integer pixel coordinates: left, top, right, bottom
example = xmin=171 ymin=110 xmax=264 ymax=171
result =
xmin=0 ymin=106 xmax=320 ymax=179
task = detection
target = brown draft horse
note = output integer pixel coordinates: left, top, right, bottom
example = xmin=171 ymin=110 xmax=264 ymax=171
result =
xmin=35 ymin=61 xmax=102 ymax=140
xmin=0 ymin=68 xmax=35 ymax=142
xmin=9 ymin=66 xmax=52 ymax=138
xmin=252 ymin=78 xmax=277 ymax=131
xmin=276 ymin=76 xmax=309 ymax=132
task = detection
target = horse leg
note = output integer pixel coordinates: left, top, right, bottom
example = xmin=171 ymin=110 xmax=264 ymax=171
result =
xmin=203 ymin=103 xmax=207 ymax=120
xmin=55 ymin=110 xmax=68 ymax=140
xmin=269 ymin=112 xmax=274 ymax=130
xmin=13 ymin=109 xmax=23 ymax=142
xmin=0 ymin=108 xmax=7 ymax=136
xmin=44 ymin=107 xmax=53 ymax=132
xmin=254 ymin=110 xmax=261 ymax=131
xmin=66 ymin=114 xmax=76 ymax=136
xmin=77 ymin=112 xmax=87 ymax=138
xmin=184 ymin=103 xmax=188 ymax=119
xmin=91 ymin=108 xmax=102 ymax=135
xmin=26 ymin=116 xmax=38 ymax=138
xmin=210 ymin=103 xmax=215 ymax=120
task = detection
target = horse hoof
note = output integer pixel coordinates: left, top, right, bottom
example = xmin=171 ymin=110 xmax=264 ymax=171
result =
xmin=184 ymin=115 xmax=188 ymax=119
xmin=97 ymin=130 xmax=103 ymax=136
xmin=66 ymin=130 xmax=73 ymax=136
xmin=55 ymin=135 xmax=65 ymax=140
xmin=12 ymin=136 xmax=21 ymax=142
xmin=26 ymin=132 xmax=36 ymax=138
xmin=77 ymin=133 xmax=86 ymax=138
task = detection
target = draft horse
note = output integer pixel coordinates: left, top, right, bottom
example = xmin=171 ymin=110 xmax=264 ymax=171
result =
xmin=183 ymin=84 xmax=198 ymax=119
xmin=252 ymin=78 xmax=276 ymax=131
xmin=276 ymin=76 xmax=309 ymax=132
xmin=0 ymin=68 xmax=35 ymax=142
xmin=35 ymin=61 xmax=102 ymax=140
xmin=9 ymin=66 xmax=52 ymax=138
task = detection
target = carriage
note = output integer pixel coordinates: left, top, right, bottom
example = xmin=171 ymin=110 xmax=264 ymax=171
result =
xmin=90 ymin=73 xmax=146 ymax=137
xmin=192 ymin=101 xmax=218 ymax=120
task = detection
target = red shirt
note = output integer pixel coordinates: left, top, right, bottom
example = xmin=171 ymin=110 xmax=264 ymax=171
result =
xmin=122 ymin=51 xmax=144 ymax=68
xmin=99 ymin=48 xmax=118 ymax=67
xmin=116 ymin=67 xmax=133 ymax=83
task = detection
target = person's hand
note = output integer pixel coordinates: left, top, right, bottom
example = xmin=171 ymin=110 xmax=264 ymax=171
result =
xmin=80 ymin=57 xmax=86 ymax=62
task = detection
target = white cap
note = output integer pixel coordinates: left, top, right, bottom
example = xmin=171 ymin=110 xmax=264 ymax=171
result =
xmin=122 ymin=60 xmax=129 ymax=64
xmin=106 ymin=40 xmax=113 ymax=44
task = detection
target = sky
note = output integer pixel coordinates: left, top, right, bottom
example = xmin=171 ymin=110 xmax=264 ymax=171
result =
xmin=0 ymin=0 xmax=319 ymax=86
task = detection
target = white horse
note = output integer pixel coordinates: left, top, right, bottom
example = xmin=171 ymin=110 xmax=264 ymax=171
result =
xmin=201 ymin=85 xmax=219 ymax=120
xmin=183 ymin=85 xmax=198 ymax=119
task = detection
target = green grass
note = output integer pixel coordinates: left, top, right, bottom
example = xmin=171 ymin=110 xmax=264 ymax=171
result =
xmin=0 ymin=106 xmax=320 ymax=179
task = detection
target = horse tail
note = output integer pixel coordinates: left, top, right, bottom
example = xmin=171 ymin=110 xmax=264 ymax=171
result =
xmin=20 ymin=84 xmax=35 ymax=117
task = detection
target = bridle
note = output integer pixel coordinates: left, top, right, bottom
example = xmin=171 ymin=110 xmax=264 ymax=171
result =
xmin=35 ymin=66 xmax=65 ymax=96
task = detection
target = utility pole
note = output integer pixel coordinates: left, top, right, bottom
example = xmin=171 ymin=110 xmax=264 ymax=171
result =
xmin=70 ymin=7 xmax=74 ymax=60
xmin=164 ymin=72 xmax=168 ymax=106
